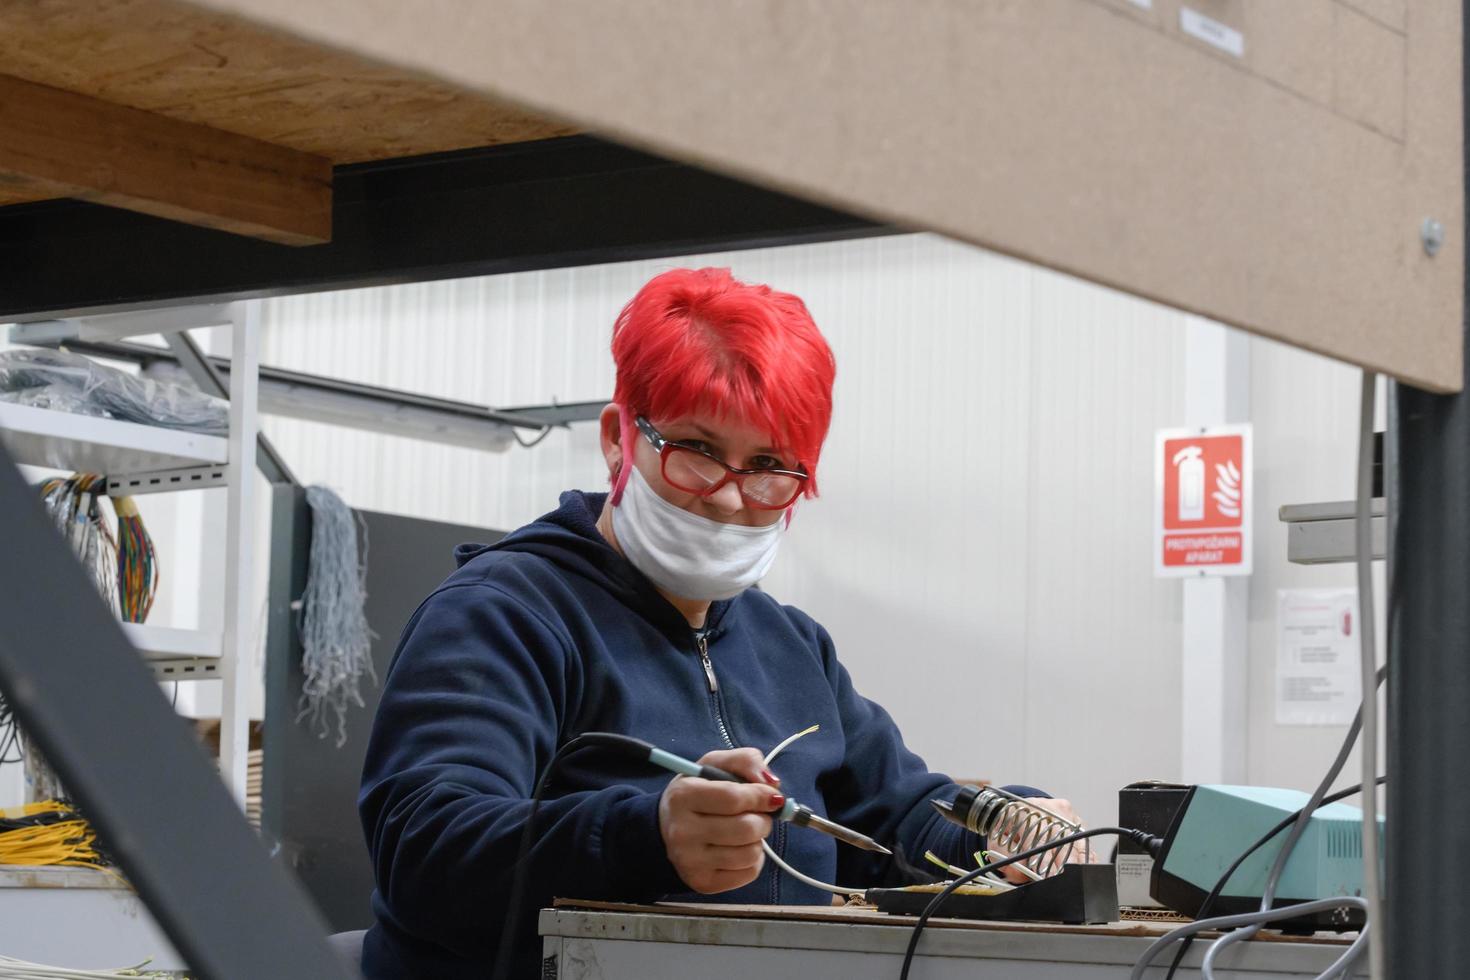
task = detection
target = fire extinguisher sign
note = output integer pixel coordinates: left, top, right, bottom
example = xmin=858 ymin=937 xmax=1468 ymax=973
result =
xmin=1154 ymin=424 xmax=1252 ymax=577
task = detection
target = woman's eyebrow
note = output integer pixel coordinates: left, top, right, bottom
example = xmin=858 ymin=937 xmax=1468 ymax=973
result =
xmin=689 ymin=423 xmax=784 ymax=458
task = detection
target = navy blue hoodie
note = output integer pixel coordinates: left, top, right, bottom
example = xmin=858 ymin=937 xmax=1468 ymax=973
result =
xmin=359 ymin=490 xmax=1008 ymax=978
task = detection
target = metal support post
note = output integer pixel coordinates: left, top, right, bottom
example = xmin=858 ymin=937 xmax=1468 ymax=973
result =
xmin=1179 ymin=317 xmax=1251 ymax=784
xmin=1386 ymin=280 xmax=1470 ymax=972
xmin=219 ymin=302 xmax=259 ymax=805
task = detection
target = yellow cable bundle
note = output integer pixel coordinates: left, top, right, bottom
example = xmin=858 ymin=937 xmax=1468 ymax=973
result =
xmin=0 ymin=800 xmax=111 ymax=872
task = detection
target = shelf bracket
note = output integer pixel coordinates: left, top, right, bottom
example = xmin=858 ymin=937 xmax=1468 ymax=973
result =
xmin=106 ymin=463 xmax=229 ymax=497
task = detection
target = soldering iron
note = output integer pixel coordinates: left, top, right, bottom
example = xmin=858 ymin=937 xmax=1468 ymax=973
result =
xmin=580 ymin=731 xmax=890 ymax=854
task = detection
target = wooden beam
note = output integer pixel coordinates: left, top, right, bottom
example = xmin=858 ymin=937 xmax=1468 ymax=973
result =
xmin=0 ymin=73 xmax=330 ymax=245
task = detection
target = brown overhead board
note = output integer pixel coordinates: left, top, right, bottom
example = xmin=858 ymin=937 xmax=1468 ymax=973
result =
xmin=0 ymin=72 xmax=332 ymax=245
xmin=0 ymin=0 xmax=575 ymax=238
xmin=194 ymin=0 xmax=1464 ymax=392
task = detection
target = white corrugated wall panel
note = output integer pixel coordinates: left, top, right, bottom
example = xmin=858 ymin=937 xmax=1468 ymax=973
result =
xmin=1022 ymin=269 xmax=1186 ymax=822
xmin=1246 ymin=338 xmax=1385 ymax=795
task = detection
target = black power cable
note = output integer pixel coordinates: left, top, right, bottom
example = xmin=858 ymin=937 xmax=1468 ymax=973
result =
xmin=898 ymin=826 xmax=1163 ymax=980
xmin=0 ymin=690 xmax=22 ymax=765
xmin=489 ymin=732 xmax=654 ymax=980
xmin=1160 ymin=777 xmax=1386 ymax=980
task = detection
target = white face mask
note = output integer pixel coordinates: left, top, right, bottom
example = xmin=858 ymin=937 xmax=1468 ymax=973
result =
xmin=611 ymin=467 xmax=785 ymax=601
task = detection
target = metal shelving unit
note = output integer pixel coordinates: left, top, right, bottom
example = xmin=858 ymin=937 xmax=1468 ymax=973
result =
xmin=0 ymin=301 xmax=260 ymax=804
xmin=0 ymin=402 xmax=227 ymax=473
xmin=119 ymin=623 xmax=223 ymax=682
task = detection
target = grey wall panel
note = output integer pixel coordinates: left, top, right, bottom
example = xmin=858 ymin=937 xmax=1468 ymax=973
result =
xmin=263 ymin=488 xmax=505 ymax=930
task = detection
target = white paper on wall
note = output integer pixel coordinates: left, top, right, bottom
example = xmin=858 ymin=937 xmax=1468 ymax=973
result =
xmin=1276 ymin=588 xmax=1361 ymax=726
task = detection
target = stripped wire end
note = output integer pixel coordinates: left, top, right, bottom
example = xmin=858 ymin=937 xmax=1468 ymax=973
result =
xmin=923 ymin=850 xmax=971 ymax=879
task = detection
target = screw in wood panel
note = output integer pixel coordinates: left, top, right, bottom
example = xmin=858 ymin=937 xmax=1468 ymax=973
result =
xmin=1421 ymin=217 xmax=1444 ymax=257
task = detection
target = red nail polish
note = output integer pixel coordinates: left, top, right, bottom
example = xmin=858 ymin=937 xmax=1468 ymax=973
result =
xmin=768 ymin=793 xmax=786 ymax=809
xmin=762 ymin=768 xmax=781 ymax=786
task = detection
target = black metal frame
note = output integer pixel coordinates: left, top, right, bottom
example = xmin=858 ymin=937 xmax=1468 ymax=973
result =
xmin=0 ymin=135 xmax=891 ymax=319
xmin=1383 ymin=6 xmax=1470 ymax=965
xmin=0 ymin=447 xmax=349 ymax=978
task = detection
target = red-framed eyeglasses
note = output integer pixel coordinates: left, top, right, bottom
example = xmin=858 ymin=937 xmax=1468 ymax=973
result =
xmin=634 ymin=416 xmax=808 ymax=510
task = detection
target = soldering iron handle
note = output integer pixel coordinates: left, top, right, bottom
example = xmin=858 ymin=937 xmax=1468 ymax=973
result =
xmin=695 ymin=764 xmax=745 ymax=783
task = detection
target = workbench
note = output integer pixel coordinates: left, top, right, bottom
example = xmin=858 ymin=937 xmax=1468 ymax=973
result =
xmin=540 ymin=901 xmax=1361 ymax=979
xmin=0 ymin=866 xmax=185 ymax=972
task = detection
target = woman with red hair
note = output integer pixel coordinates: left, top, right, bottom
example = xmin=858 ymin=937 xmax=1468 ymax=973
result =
xmin=358 ymin=268 xmax=1083 ymax=979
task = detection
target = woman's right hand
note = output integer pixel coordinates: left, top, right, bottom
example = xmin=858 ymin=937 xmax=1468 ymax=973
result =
xmin=657 ymin=747 xmax=785 ymax=894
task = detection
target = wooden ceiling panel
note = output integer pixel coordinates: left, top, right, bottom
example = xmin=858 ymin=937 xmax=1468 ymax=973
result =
xmin=0 ymin=171 xmax=69 ymax=209
xmin=0 ymin=0 xmax=574 ymax=164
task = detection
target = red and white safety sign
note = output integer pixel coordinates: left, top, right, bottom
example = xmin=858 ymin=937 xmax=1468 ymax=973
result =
xmin=1154 ymin=424 xmax=1252 ymax=577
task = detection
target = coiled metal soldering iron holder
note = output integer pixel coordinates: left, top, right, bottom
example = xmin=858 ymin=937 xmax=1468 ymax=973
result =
xmin=869 ymin=784 xmax=1119 ymax=924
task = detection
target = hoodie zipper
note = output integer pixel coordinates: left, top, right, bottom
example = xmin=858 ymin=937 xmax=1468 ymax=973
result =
xmin=695 ymin=631 xmax=735 ymax=750
xmin=695 ymin=629 xmax=784 ymax=903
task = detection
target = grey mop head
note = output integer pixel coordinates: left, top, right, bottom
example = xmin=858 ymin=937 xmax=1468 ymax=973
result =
xmin=297 ymin=485 xmax=377 ymax=748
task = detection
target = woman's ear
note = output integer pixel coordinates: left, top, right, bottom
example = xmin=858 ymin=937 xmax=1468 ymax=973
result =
xmin=599 ymin=403 xmax=623 ymax=482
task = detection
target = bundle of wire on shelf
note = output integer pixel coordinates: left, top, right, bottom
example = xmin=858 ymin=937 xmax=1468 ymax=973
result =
xmin=0 ymin=800 xmax=113 ymax=872
xmin=38 ymin=475 xmax=118 ymax=617
xmin=0 ymin=346 xmax=228 ymax=435
xmin=36 ymin=474 xmax=157 ymax=623
xmin=112 ymin=495 xmax=157 ymax=624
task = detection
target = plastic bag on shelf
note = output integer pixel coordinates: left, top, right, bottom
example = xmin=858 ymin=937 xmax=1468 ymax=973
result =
xmin=0 ymin=347 xmax=228 ymax=435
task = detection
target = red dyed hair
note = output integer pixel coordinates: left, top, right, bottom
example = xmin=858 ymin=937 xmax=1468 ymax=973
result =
xmin=609 ymin=267 xmax=836 ymax=504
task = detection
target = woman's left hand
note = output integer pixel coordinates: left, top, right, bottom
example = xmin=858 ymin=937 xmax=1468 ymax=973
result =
xmin=990 ymin=797 xmax=1103 ymax=884
xmin=1028 ymin=797 xmax=1102 ymax=863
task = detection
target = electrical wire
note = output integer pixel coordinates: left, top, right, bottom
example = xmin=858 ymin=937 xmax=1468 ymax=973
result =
xmin=1159 ymin=752 xmax=1385 ymax=978
xmin=110 ymin=495 xmax=157 ymax=623
xmin=0 ymin=953 xmax=174 ymax=979
xmin=898 ymin=825 xmax=1156 ymax=980
xmin=491 ymin=734 xmax=611 ymax=980
xmin=34 ymin=475 xmax=159 ymax=627
xmin=0 ymin=801 xmax=115 ymax=875
xmin=1353 ymin=372 xmax=1384 ymax=980
xmin=0 ymin=690 xmax=23 ymax=766
xmin=1134 ymin=898 xmax=1370 ymax=980
xmin=1152 ymin=787 xmax=1381 ymax=980
xmin=757 ymin=725 xmax=871 ymax=899
xmin=1153 ymin=376 xmax=1385 ymax=980
xmin=38 ymin=475 xmax=119 ymax=617
xmin=512 ymin=425 xmax=554 ymax=449
xmin=1188 ymin=663 xmax=1387 ymax=979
